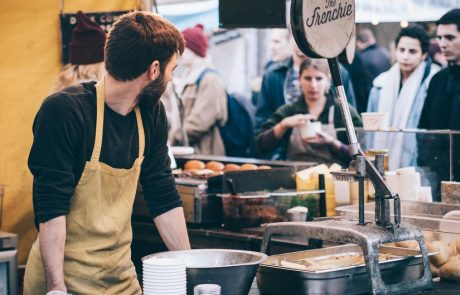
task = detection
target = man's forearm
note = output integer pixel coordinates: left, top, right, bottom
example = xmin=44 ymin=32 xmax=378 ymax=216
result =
xmin=39 ymin=216 xmax=67 ymax=292
xmin=154 ymin=207 xmax=191 ymax=250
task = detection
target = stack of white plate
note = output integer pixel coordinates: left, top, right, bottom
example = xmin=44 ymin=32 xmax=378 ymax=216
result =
xmin=143 ymin=257 xmax=187 ymax=295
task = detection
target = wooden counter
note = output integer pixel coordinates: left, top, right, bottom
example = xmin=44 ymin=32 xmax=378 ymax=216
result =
xmin=247 ymin=279 xmax=460 ymax=295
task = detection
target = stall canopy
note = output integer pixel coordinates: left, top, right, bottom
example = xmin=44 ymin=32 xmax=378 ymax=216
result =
xmin=355 ymin=0 xmax=460 ymax=23
xmin=156 ymin=0 xmax=219 ymax=30
xmin=156 ymin=0 xmax=460 ymax=29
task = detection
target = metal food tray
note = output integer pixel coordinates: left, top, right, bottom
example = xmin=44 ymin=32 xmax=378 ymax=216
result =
xmin=207 ymin=167 xmax=297 ymax=194
xmin=257 ymin=244 xmax=431 ymax=295
xmin=337 ymin=200 xmax=460 ymax=234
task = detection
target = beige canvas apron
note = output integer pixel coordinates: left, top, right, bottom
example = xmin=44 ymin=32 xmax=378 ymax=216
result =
xmin=24 ymin=79 xmax=143 ymax=295
xmin=288 ymin=105 xmax=338 ymax=164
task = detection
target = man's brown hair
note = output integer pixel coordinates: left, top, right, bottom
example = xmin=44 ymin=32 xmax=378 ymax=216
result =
xmin=105 ymin=11 xmax=185 ymax=81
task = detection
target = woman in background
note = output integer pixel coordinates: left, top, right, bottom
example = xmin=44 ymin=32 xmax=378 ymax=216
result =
xmin=256 ymin=58 xmax=362 ymax=167
xmin=50 ymin=11 xmax=105 ymax=93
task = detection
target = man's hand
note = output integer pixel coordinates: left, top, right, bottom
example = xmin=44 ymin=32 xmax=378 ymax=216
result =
xmin=39 ymin=216 xmax=67 ymax=293
xmin=154 ymin=207 xmax=191 ymax=250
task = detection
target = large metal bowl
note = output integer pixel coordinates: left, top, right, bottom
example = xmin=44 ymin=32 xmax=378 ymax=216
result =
xmin=143 ymin=249 xmax=267 ymax=295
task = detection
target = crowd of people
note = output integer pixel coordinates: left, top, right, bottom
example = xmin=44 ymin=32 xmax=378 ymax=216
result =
xmin=164 ymin=9 xmax=460 ymax=172
xmin=48 ymin=9 xmax=460 ymax=170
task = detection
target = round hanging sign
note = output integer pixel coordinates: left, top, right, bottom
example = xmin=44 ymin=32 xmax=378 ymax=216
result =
xmin=346 ymin=24 xmax=356 ymax=64
xmin=291 ymin=0 xmax=355 ymax=58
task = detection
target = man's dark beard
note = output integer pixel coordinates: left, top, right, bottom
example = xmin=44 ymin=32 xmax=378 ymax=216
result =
xmin=137 ymin=71 xmax=168 ymax=108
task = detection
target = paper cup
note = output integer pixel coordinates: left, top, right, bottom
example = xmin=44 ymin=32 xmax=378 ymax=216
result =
xmin=299 ymin=121 xmax=322 ymax=139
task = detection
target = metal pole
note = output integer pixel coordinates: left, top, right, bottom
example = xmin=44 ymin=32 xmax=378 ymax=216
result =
xmin=327 ymin=58 xmax=360 ymax=155
xmin=359 ymin=178 xmax=365 ymax=225
xmin=356 ymin=156 xmax=366 ymax=225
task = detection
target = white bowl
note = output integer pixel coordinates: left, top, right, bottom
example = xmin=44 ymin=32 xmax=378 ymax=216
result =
xmin=143 ymin=257 xmax=185 ymax=266
xmin=143 ymin=283 xmax=186 ymax=289
xmin=143 ymin=265 xmax=185 ymax=272
xmin=144 ymin=286 xmax=187 ymax=295
xmin=143 ymin=276 xmax=186 ymax=281
xmin=143 ymin=289 xmax=186 ymax=295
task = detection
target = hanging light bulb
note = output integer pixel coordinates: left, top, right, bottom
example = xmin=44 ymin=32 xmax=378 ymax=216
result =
xmin=400 ymin=20 xmax=409 ymax=28
xmin=371 ymin=18 xmax=380 ymax=26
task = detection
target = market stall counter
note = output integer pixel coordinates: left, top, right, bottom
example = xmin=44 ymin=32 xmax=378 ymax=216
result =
xmin=131 ymin=218 xmax=460 ymax=295
xmin=247 ymin=280 xmax=460 ymax=295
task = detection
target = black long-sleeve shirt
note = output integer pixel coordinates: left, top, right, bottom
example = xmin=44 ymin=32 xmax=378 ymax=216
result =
xmin=28 ymin=82 xmax=181 ymax=227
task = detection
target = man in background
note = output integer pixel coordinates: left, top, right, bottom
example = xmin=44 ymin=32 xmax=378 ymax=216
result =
xmin=419 ymin=9 xmax=460 ymax=130
xmin=356 ymin=27 xmax=392 ymax=82
xmin=418 ymin=9 xmax=460 ymax=199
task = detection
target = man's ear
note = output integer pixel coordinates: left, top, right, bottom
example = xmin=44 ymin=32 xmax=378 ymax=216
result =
xmin=148 ymin=61 xmax=161 ymax=80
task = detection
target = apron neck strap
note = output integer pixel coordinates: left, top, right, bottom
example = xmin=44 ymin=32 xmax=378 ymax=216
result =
xmin=134 ymin=107 xmax=145 ymax=158
xmin=328 ymin=105 xmax=335 ymax=124
xmin=92 ymin=79 xmax=106 ymax=162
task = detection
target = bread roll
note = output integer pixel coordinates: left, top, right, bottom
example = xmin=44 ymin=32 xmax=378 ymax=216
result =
xmin=205 ymin=161 xmax=225 ymax=172
xmin=184 ymin=160 xmax=205 ymax=171
xmin=240 ymin=163 xmax=258 ymax=171
xmin=395 ymin=240 xmax=419 ymax=250
xmin=439 ymin=255 xmax=460 ymax=282
xmin=427 ymin=240 xmax=455 ymax=267
xmin=224 ymin=163 xmax=240 ymax=172
xmin=423 ymin=231 xmax=434 ymax=241
xmin=456 ymin=237 xmax=460 ymax=253
xmin=258 ymin=165 xmax=272 ymax=170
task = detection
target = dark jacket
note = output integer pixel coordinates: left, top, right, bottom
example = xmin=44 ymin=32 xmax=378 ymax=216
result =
xmin=255 ymin=58 xmax=357 ymax=133
xmin=359 ymin=44 xmax=392 ymax=81
xmin=419 ymin=65 xmax=460 ymax=130
xmin=417 ymin=65 xmax=460 ymax=199
xmin=341 ymin=52 xmax=373 ymax=113
xmin=255 ymin=92 xmax=362 ymax=165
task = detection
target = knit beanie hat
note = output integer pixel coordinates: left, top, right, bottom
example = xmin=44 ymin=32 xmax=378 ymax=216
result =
xmin=69 ymin=11 xmax=106 ymax=65
xmin=182 ymin=24 xmax=208 ymax=58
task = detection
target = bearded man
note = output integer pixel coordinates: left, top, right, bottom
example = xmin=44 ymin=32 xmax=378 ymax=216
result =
xmin=24 ymin=11 xmax=190 ymax=295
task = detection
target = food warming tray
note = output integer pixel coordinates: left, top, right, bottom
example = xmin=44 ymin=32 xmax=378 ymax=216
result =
xmin=257 ymin=244 xmax=432 ymax=295
xmin=336 ymin=200 xmax=460 ymax=233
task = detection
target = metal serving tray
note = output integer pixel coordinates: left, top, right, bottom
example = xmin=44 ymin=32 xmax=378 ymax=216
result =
xmin=257 ymin=244 xmax=431 ymax=295
xmin=337 ymin=200 xmax=460 ymax=233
